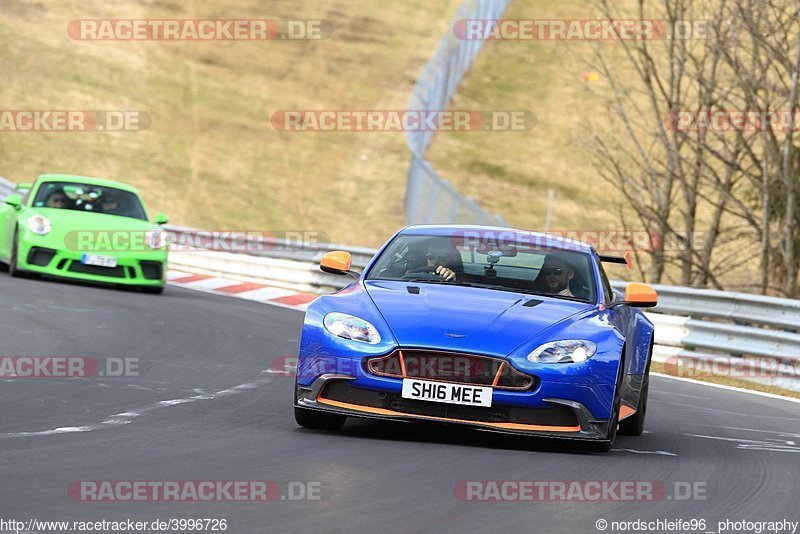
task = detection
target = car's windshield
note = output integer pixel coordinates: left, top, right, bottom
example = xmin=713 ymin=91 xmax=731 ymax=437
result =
xmin=32 ymin=181 xmax=147 ymax=220
xmin=367 ymin=233 xmax=597 ymax=302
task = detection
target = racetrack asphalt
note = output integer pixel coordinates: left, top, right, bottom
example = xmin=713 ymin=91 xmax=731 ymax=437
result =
xmin=0 ymin=274 xmax=798 ymax=532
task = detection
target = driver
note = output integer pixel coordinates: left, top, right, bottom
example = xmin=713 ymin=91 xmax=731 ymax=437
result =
xmin=404 ymin=240 xmax=459 ymax=282
xmin=538 ymin=252 xmax=576 ymax=297
xmin=45 ymin=190 xmax=69 ymax=209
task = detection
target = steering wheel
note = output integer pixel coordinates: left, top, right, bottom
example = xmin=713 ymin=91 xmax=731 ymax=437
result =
xmin=401 ymin=267 xmax=444 ymax=281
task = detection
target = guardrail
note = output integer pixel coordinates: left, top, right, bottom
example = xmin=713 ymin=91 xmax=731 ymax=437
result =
xmin=0 ymin=176 xmax=15 ymax=198
xmin=164 ymin=226 xmax=377 ymax=270
xmin=611 ymin=281 xmax=800 ymax=332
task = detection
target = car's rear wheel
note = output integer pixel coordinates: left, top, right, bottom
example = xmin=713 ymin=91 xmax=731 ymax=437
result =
xmin=294 ymin=406 xmax=347 ymax=431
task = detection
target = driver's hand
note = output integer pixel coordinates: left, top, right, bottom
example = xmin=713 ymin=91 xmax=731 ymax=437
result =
xmin=435 ymin=266 xmax=456 ymax=281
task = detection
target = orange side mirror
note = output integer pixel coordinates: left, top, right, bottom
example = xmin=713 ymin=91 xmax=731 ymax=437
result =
xmin=320 ymin=250 xmax=352 ymax=275
xmin=624 ymin=283 xmax=658 ymax=308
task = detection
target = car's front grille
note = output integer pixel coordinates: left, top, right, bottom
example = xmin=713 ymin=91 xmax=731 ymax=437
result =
xmin=319 ymin=381 xmax=578 ymax=427
xmin=67 ymin=261 xmax=126 ymax=278
xmin=365 ymin=350 xmax=536 ymax=390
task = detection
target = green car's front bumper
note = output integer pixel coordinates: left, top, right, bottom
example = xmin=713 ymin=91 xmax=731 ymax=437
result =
xmin=16 ymin=232 xmax=167 ymax=288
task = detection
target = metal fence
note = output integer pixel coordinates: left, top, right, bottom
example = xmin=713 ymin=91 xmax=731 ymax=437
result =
xmin=405 ymin=0 xmax=507 ymax=226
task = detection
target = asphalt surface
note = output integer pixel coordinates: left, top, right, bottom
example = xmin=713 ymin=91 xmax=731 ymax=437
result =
xmin=1 ymin=274 xmax=799 ymax=533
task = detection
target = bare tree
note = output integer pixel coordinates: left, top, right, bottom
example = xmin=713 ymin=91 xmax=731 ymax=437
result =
xmin=591 ymin=0 xmax=800 ymax=296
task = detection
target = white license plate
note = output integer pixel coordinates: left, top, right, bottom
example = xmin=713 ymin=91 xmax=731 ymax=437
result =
xmin=81 ymin=253 xmax=117 ymax=268
xmin=401 ymin=378 xmax=492 ymax=407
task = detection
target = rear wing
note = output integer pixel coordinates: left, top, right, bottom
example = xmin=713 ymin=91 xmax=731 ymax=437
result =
xmin=599 ymin=251 xmax=633 ymax=269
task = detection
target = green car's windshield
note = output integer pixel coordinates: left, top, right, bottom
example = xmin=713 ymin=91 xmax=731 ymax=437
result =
xmin=32 ymin=181 xmax=147 ymax=220
xmin=367 ymin=233 xmax=597 ymax=303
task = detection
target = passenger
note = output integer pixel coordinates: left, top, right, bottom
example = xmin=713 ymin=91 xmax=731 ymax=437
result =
xmin=535 ymin=253 xmax=576 ymax=297
xmin=100 ymin=192 xmax=118 ymax=215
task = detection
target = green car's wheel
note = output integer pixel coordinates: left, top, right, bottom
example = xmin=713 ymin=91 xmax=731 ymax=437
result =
xmin=9 ymin=228 xmax=22 ymax=278
xmin=141 ymin=286 xmax=164 ymax=295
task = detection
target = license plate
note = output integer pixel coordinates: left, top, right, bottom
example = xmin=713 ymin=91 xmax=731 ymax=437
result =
xmin=401 ymin=378 xmax=492 ymax=407
xmin=81 ymin=253 xmax=117 ymax=268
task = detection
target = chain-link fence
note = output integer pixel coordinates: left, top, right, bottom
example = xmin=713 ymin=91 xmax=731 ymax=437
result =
xmin=405 ymin=0 xmax=509 ymax=226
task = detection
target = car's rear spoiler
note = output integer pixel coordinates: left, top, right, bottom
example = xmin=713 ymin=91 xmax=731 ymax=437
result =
xmin=599 ymin=251 xmax=633 ymax=269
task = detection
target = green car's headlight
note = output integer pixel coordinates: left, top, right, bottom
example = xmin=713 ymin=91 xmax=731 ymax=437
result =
xmin=27 ymin=215 xmax=52 ymax=235
xmin=527 ymin=340 xmax=597 ymax=364
xmin=323 ymin=312 xmax=381 ymax=344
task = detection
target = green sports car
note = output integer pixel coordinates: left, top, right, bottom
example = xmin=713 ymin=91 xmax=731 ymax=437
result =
xmin=0 ymin=174 xmax=169 ymax=293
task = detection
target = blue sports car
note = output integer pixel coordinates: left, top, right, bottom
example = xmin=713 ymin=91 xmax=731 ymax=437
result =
xmin=294 ymin=225 xmax=657 ymax=451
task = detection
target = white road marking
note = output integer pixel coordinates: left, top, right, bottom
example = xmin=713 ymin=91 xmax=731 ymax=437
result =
xmin=612 ymin=448 xmax=677 ymax=456
xmin=650 ymin=389 xmax=711 ymax=401
xmin=686 ymin=433 xmax=800 ymax=453
xmin=656 ymin=400 xmax=800 ymax=421
xmin=0 ymin=371 xmax=274 ymax=439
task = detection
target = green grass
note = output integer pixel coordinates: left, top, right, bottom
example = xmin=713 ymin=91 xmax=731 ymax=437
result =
xmin=0 ymin=0 xmax=462 ymax=246
xmin=426 ymin=0 xmax=626 ymax=234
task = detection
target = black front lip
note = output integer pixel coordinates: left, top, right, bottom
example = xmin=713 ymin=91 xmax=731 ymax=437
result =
xmin=295 ymin=374 xmax=611 ymax=441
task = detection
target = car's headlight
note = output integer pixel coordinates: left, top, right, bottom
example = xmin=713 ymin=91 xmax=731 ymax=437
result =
xmin=324 ymin=312 xmax=381 ymax=344
xmin=27 ymin=215 xmax=52 ymax=235
xmin=527 ymin=340 xmax=597 ymax=363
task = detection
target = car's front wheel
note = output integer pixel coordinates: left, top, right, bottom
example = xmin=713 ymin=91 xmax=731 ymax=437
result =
xmin=619 ymin=345 xmax=653 ymax=436
xmin=9 ymin=228 xmax=22 ymax=278
xmin=589 ymin=403 xmax=619 ymax=452
xmin=589 ymin=348 xmax=627 ymax=452
xmin=294 ymin=406 xmax=346 ymax=431
xmin=141 ymin=285 xmax=164 ymax=295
